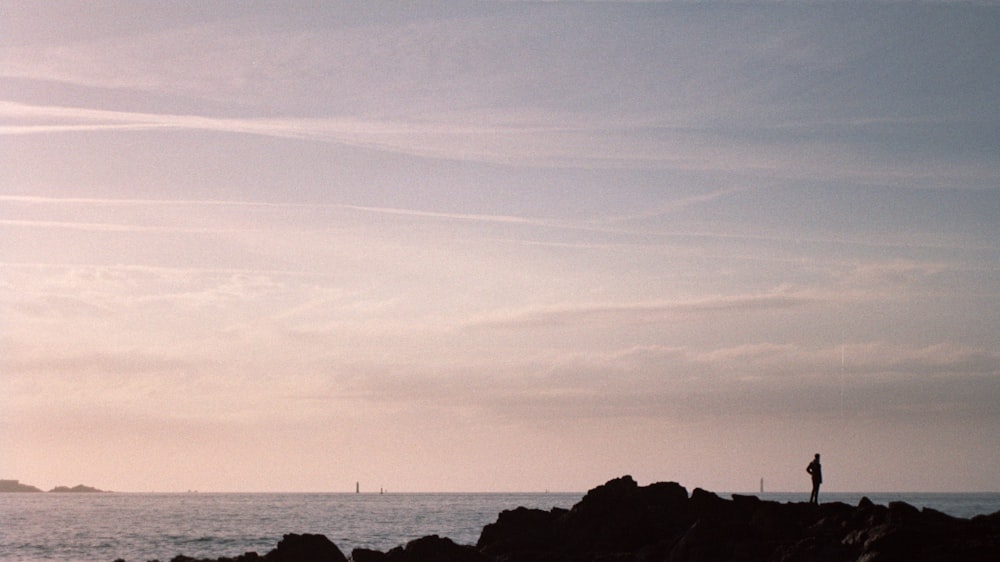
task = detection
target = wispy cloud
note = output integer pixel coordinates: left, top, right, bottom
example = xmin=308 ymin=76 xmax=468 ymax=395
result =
xmin=308 ymin=339 xmax=1000 ymax=426
xmin=464 ymin=292 xmax=817 ymax=330
xmin=0 ymin=100 xmax=686 ymax=169
xmin=600 ymin=186 xmax=754 ymax=223
xmin=0 ymin=218 xmax=238 ymax=234
xmin=6 ymin=100 xmax=993 ymax=183
xmin=0 ymin=192 xmax=555 ymax=230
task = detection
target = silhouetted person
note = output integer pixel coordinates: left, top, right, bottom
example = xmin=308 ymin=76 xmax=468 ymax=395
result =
xmin=807 ymin=453 xmax=822 ymax=504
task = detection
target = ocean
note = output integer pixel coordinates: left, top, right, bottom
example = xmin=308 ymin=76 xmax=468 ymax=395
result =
xmin=1 ymin=491 xmax=997 ymax=562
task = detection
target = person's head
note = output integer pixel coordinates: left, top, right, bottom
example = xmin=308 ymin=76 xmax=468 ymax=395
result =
xmin=815 ymin=453 xmax=821 ymax=460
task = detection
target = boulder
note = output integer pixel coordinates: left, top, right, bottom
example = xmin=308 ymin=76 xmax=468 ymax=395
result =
xmin=264 ymin=533 xmax=346 ymax=562
xmin=556 ymin=475 xmax=689 ymax=554
xmin=383 ymin=535 xmax=488 ymax=562
xmin=477 ymin=506 xmax=562 ymax=557
xmin=349 ymin=548 xmax=387 ymax=562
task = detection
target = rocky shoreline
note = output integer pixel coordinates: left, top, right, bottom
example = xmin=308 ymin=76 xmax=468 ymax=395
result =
xmin=120 ymin=475 xmax=1000 ymax=562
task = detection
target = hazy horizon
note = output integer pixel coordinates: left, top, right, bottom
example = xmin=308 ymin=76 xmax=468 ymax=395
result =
xmin=2 ymin=1 xmax=998 ymax=495
xmin=8 ymin=475 xmax=1000 ymax=495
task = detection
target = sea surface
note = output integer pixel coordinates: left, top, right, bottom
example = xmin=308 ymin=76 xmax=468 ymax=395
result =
xmin=1 ymin=491 xmax=998 ymax=562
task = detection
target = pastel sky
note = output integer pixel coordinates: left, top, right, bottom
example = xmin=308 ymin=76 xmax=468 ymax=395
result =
xmin=2 ymin=1 xmax=998 ymax=494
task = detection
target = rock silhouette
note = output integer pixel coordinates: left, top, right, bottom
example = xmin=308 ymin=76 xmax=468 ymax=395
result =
xmin=128 ymin=534 xmax=347 ymax=562
xmin=353 ymin=535 xmax=488 ymax=562
xmin=50 ymin=484 xmax=108 ymax=493
xmin=0 ymin=479 xmax=43 ymax=493
xmin=0 ymin=480 xmax=108 ymax=493
xmin=475 ymin=476 xmax=1000 ymax=562
xmin=120 ymin=476 xmax=1000 ymax=562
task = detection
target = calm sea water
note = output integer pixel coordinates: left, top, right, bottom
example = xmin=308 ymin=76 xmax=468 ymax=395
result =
xmin=0 ymin=493 xmax=578 ymax=562
xmin=1 ymin=491 xmax=997 ymax=562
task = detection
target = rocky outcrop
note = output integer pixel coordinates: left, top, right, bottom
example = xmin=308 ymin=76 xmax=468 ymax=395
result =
xmin=134 ymin=533 xmax=348 ymax=562
xmin=351 ymin=535 xmax=488 ymax=562
xmin=264 ymin=533 xmax=347 ymax=562
xmin=119 ymin=476 xmax=1000 ymax=562
xmin=476 ymin=475 xmax=1000 ymax=562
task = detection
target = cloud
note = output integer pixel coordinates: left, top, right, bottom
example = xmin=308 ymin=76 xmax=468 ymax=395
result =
xmin=0 ymin=218 xmax=236 ymax=234
xmin=2 ymin=349 xmax=200 ymax=378
xmin=314 ymin=339 xmax=1000 ymax=429
xmin=0 ymin=193 xmax=563 ymax=240
xmin=464 ymin=293 xmax=817 ymax=330
xmin=0 ymin=100 xmax=709 ymax=169
xmin=0 ymin=264 xmax=302 ymax=355
xmin=6 ymin=98 xmax=995 ymax=188
xmin=3 ymin=3 xmax=997 ymax=179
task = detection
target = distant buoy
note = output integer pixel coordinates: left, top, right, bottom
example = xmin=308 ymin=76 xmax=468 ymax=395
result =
xmin=356 ymin=482 xmax=359 ymax=494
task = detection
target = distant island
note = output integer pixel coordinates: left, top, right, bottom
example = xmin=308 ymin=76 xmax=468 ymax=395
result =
xmin=0 ymin=479 xmax=108 ymax=493
xmin=49 ymin=484 xmax=108 ymax=493
xmin=0 ymin=479 xmax=42 ymax=493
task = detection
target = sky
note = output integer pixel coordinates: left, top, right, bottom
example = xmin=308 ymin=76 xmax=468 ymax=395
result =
xmin=1 ymin=1 xmax=999 ymax=494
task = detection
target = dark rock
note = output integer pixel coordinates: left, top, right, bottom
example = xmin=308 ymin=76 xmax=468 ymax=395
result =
xmin=477 ymin=506 xmax=561 ymax=557
xmin=688 ymin=487 xmax=731 ymax=520
xmin=264 ymin=534 xmax=346 ymax=562
xmin=748 ymin=499 xmax=803 ymax=541
xmin=771 ymin=535 xmax=858 ymax=562
xmin=383 ymin=535 xmax=487 ymax=562
xmin=666 ymin=517 xmax=739 ymax=562
xmin=887 ymin=500 xmax=921 ymax=523
xmin=478 ymin=476 xmax=1000 ymax=562
xmin=350 ymin=548 xmax=387 ymax=562
xmin=972 ymin=509 xmax=1000 ymax=526
xmin=557 ymin=475 xmax=686 ymax=556
xmin=168 ymin=550 xmax=263 ymax=562
xmin=645 ymin=481 xmax=692 ymax=528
